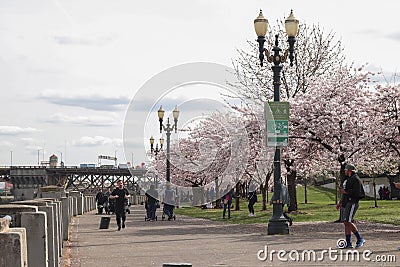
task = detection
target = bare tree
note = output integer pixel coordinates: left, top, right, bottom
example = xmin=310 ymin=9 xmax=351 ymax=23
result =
xmin=231 ymin=23 xmax=345 ymax=102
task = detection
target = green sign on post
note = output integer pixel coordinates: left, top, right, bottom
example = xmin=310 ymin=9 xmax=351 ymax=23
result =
xmin=267 ymin=102 xmax=289 ymax=120
xmin=265 ymin=102 xmax=289 ymax=147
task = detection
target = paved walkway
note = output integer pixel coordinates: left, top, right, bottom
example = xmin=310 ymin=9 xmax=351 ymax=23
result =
xmin=63 ymin=205 xmax=400 ymax=266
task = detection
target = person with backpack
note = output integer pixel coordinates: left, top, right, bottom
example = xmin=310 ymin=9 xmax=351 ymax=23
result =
xmin=336 ymin=164 xmax=366 ymax=249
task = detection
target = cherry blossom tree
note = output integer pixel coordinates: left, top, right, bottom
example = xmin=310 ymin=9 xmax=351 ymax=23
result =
xmin=148 ymin=109 xmax=255 ymax=206
xmin=147 ymin=103 xmax=279 ymax=208
xmin=371 ymin=83 xmax=400 ymax=169
xmin=289 ymin=66 xmax=377 ymax=179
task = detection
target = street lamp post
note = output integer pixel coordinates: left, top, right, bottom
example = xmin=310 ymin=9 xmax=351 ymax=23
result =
xmin=37 ymin=148 xmax=44 ymax=166
xmin=150 ymin=106 xmax=179 ymax=183
xmin=57 ymin=151 xmax=64 ymax=167
xmin=254 ymin=9 xmax=299 ymax=235
xmin=150 ymin=136 xmax=164 ymax=155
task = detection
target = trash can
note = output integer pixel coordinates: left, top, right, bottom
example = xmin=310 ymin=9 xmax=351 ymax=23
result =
xmin=99 ymin=216 xmax=111 ymax=229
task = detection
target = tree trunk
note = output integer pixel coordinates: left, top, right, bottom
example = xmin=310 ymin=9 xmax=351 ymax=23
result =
xmin=373 ymin=176 xmax=378 ymax=208
xmin=284 ymin=159 xmax=298 ymax=212
xmin=241 ymin=181 xmax=246 ymax=198
xmin=287 ymin=170 xmax=297 ymax=212
xmin=338 ymin=155 xmax=346 ymax=185
xmin=304 ymin=178 xmax=308 ymax=204
xmin=335 ymin=176 xmax=339 ymax=205
xmin=261 ymin=183 xmax=267 ymax=211
xmin=336 ymin=157 xmax=346 ymax=221
xmin=235 ymin=182 xmax=240 ymax=211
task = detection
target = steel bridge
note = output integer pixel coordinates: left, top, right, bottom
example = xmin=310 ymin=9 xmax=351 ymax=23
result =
xmin=0 ymin=166 xmax=156 ymax=195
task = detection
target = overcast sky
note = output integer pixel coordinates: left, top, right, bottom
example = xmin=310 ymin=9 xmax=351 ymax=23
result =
xmin=1 ymin=0 xmax=399 ymax=167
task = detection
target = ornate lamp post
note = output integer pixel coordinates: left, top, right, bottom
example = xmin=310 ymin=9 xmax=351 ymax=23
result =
xmin=150 ymin=105 xmax=179 ymax=183
xmin=57 ymin=150 xmax=64 ymax=167
xmin=254 ymin=9 xmax=299 ymax=235
xmin=150 ymin=136 xmax=164 ymax=155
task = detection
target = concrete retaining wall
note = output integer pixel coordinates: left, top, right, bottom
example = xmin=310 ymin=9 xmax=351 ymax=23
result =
xmin=0 ymin=193 xmax=143 ymax=266
xmin=21 ymin=211 xmax=48 ymax=267
xmin=0 ymin=217 xmax=27 ymax=267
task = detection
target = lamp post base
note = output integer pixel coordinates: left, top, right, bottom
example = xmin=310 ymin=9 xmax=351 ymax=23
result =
xmin=268 ymin=219 xmax=289 ymax=235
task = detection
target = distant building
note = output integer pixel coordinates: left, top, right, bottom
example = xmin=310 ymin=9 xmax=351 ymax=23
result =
xmin=49 ymin=154 xmax=58 ymax=167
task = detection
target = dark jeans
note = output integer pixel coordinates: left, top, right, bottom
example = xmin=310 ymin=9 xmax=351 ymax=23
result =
xmin=115 ymin=207 xmax=126 ymax=227
xmin=223 ymin=201 xmax=231 ymax=218
xmin=146 ymin=203 xmax=157 ymax=220
xmin=164 ymin=204 xmax=174 ymax=219
xmin=248 ymin=198 xmax=256 ymax=214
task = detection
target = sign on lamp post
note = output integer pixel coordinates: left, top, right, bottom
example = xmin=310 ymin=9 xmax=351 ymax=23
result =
xmin=265 ymin=102 xmax=289 ymax=147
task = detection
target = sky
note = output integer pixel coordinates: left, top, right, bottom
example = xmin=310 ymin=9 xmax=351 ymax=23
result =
xmin=0 ymin=0 xmax=399 ymax=167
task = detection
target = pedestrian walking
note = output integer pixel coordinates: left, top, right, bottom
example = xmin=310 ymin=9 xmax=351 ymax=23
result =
xmin=109 ymin=180 xmax=130 ymax=231
xmin=247 ymin=189 xmax=257 ymax=217
xmin=104 ymin=187 xmax=111 ymax=214
xmin=145 ymin=184 xmax=159 ymax=221
xmin=378 ymin=186 xmax=383 ymax=200
xmin=209 ymin=186 xmax=216 ymax=203
xmin=336 ymin=164 xmax=365 ymax=248
xmin=222 ymin=188 xmax=235 ymax=219
xmin=163 ymin=184 xmax=176 ymax=220
xmin=95 ymin=189 xmax=106 ymax=215
xmin=281 ymin=183 xmax=293 ymax=226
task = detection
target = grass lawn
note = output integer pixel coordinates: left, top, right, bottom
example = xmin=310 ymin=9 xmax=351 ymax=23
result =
xmin=174 ymin=186 xmax=400 ymax=226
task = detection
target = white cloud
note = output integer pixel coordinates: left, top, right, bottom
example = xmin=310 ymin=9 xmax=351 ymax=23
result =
xmin=20 ymin=137 xmax=37 ymax=143
xmin=0 ymin=126 xmax=40 ymax=135
xmin=38 ymin=90 xmax=130 ymax=111
xmin=73 ymin=136 xmax=122 ymax=147
xmin=19 ymin=138 xmax=45 ymax=152
xmin=0 ymin=141 xmax=13 ymax=147
xmin=387 ymin=31 xmax=400 ymax=42
xmin=53 ymin=33 xmax=116 ymax=46
xmin=45 ymin=113 xmax=119 ymax=127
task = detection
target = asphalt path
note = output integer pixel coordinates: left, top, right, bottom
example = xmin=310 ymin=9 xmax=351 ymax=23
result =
xmin=63 ymin=205 xmax=400 ymax=266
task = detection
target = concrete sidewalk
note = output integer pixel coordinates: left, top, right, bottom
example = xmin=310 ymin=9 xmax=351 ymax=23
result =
xmin=63 ymin=205 xmax=400 ymax=266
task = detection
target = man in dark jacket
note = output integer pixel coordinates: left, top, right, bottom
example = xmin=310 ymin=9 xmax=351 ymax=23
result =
xmin=336 ymin=164 xmax=365 ymax=248
xmin=95 ymin=189 xmax=106 ymax=214
xmin=110 ymin=180 xmax=130 ymax=231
